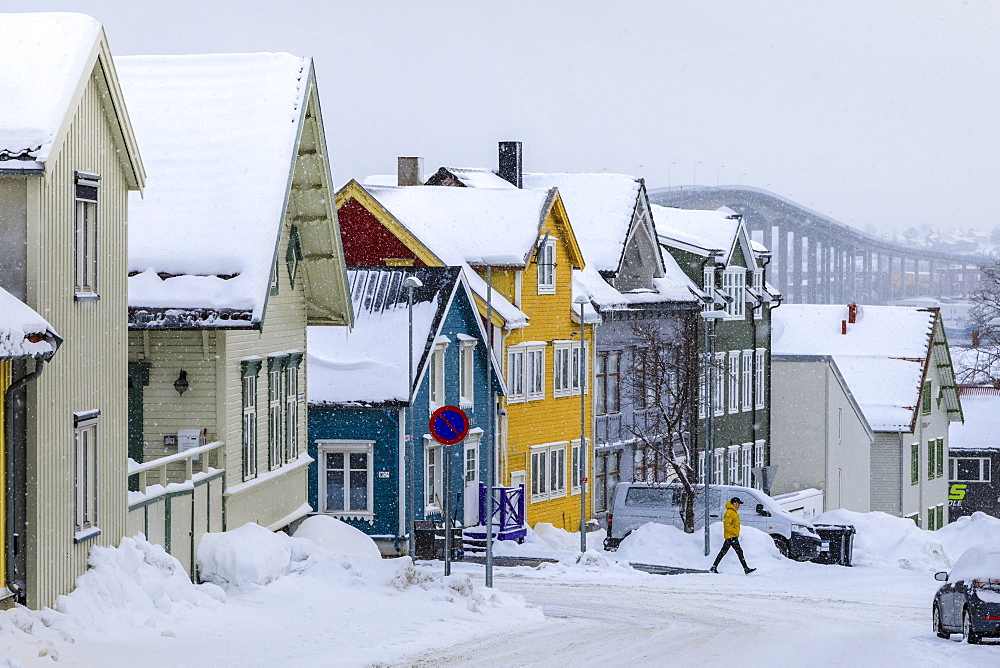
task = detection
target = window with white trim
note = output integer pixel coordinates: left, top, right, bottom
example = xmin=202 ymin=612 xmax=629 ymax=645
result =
xmin=284 ymin=354 xmax=302 ymax=462
xmin=74 ymin=411 xmax=100 ymax=537
xmin=508 ymin=343 xmax=545 ymax=403
xmin=698 ymin=355 xmax=707 ymax=419
xmin=702 ymin=266 xmax=715 ymax=312
xmin=241 ymin=359 xmax=261 ymax=480
xmin=754 ymin=348 xmax=766 ymax=409
xmin=713 ymin=447 xmax=725 ymax=485
xmin=723 ymin=267 xmax=745 ymax=318
xmin=537 ymin=237 xmax=556 ymax=294
xmin=741 ymin=350 xmax=753 ymax=411
xmin=464 ymin=432 xmax=481 ymax=484
xmin=554 ymin=341 xmax=586 ymax=397
xmin=317 ymin=440 xmax=373 ymax=516
xmin=596 ymin=351 xmax=620 ymax=415
xmin=531 ymin=442 xmax=567 ymax=501
xmin=727 ymin=351 xmax=739 ymax=414
xmin=268 ymin=356 xmax=285 ymax=470
xmin=753 ymin=440 xmax=766 ymax=483
xmin=74 ymin=172 xmax=99 ymax=298
xmin=752 ymin=269 xmax=763 ymax=320
xmin=571 ymin=439 xmax=586 ymax=493
xmin=429 ymin=341 xmax=447 ymax=410
xmin=459 ymin=340 xmax=475 ymax=408
xmin=951 ymin=456 xmax=991 ymax=481
xmin=713 ymin=352 xmax=725 ymax=416
xmin=727 ymin=445 xmax=740 ymax=484
xmin=425 ymin=441 xmax=443 ymax=511
xmin=741 ymin=442 xmax=752 ymax=487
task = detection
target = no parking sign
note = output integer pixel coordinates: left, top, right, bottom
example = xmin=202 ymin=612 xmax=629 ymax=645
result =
xmin=429 ymin=406 xmax=470 ymax=445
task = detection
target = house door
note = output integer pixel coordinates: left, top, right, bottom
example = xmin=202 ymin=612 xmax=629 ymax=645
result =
xmin=463 ymin=436 xmax=480 ymax=526
xmin=127 ymin=363 xmax=150 ymax=465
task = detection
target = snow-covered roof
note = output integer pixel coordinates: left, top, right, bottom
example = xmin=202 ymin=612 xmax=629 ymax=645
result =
xmin=118 ymin=53 xmax=311 ymax=321
xmin=0 ymin=287 xmax=61 ymax=359
xmin=363 ymin=185 xmax=553 ymax=267
xmin=573 ymin=264 xmax=699 ymax=312
xmin=0 ymin=13 xmax=101 ymax=164
xmin=652 ymin=205 xmax=743 ymax=255
xmin=429 ymin=167 xmax=516 ymax=189
xmin=949 ymin=393 xmax=1000 ymax=450
xmin=772 ymin=304 xmax=936 ymax=431
xmin=308 ymin=267 xmax=457 ymax=406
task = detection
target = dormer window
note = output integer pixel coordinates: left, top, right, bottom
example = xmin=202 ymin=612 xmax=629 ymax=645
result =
xmin=74 ymin=172 xmax=100 ymax=299
xmin=537 ymin=237 xmax=556 ymax=294
xmin=723 ymin=267 xmax=745 ymax=319
xmin=286 ymin=225 xmax=303 ymax=288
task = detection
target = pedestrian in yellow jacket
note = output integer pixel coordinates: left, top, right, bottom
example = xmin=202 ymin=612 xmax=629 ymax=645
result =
xmin=709 ymin=497 xmax=756 ymax=574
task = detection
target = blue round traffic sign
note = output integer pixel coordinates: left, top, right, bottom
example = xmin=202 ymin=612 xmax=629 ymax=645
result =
xmin=429 ymin=406 xmax=470 ymax=445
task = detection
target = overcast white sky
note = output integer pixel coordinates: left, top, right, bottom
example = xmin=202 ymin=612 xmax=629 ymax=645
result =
xmin=10 ymin=0 xmax=1000 ymax=233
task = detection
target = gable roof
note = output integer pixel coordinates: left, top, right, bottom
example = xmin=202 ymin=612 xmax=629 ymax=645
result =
xmin=652 ymin=204 xmax=757 ymax=265
xmin=0 ymin=13 xmax=144 ymax=187
xmin=308 ymin=266 xmax=501 ymax=406
xmin=772 ymin=304 xmax=958 ymax=432
xmin=119 ymin=53 xmax=350 ymax=327
xmin=0 ymin=287 xmax=61 ymax=360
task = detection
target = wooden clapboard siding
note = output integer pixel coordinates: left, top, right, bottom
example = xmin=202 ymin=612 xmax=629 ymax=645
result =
xmin=127 ymin=331 xmax=218 ymax=460
xmin=220 ymin=209 xmax=309 ymax=530
xmin=502 ymin=211 xmax=593 ymax=529
xmin=23 ymin=67 xmax=132 ymax=609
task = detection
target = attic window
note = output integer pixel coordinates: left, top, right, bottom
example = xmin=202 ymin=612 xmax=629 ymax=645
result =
xmin=287 ymin=225 xmax=303 ymax=288
xmin=537 ymin=237 xmax=556 ymax=295
xmin=74 ymin=172 xmax=100 ymax=300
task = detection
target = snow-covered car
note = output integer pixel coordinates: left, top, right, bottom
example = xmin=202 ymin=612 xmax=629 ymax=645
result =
xmin=933 ymin=542 xmax=1000 ymax=644
xmin=603 ymin=482 xmax=822 ymax=560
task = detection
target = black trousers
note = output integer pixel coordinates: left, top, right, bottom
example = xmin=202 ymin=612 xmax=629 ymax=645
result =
xmin=712 ymin=537 xmax=749 ymax=569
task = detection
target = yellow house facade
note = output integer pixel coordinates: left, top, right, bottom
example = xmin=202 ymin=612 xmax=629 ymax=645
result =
xmin=336 ymin=177 xmax=594 ymax=529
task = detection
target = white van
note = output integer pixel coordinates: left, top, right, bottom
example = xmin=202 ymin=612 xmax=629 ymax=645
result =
xmin=603 ymin=482 xmax=822 ymax=561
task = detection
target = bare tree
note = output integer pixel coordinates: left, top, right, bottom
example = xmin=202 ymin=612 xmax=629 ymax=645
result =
xmin=620 ymin=317 xmax=703 ymax=532
xmin=962 ymin=259 xmax=1000 ymax=385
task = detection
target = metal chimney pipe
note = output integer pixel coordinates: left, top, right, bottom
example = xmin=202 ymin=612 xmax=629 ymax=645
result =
xmin=498 ymin=141 xmax=522 ymax=188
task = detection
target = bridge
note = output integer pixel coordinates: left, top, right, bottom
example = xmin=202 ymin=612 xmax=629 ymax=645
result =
xmin=648 ymin=185 xmax=988 ymax=305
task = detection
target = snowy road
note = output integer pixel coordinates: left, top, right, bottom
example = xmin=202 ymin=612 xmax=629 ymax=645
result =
xmin=391 ymin=563 xmax=1000 ymax=667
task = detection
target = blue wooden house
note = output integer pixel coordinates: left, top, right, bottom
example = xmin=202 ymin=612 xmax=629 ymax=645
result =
xmin=307 ymin=266 xmax=504 ymax=554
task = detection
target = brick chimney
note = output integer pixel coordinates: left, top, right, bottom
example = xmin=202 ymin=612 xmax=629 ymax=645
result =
xmin=397 ymin=157 xmax=424 ymax=186
xmin=847 ymin=303 xmax=859 ymax=324
xmin=498 ymin=141 xmax=522 ymax=188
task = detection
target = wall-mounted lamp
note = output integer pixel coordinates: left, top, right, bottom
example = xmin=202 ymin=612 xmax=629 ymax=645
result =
xmin=174 ymin=370 xmax=189 ymax=396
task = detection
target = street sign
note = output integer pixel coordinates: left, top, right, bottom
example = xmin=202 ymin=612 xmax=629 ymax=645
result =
xmin=429 ymin=406 xmax=470 ymax=445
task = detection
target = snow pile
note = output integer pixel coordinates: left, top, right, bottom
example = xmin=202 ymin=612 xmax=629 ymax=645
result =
xmin=292 ymin=515 xmax=382 ymax=560
xmin=493 ymin=523 xmax=607 ymax=558
xmin=936 ymin=512 xmax=1000 ymax=562
xmin=616 ymin=522 xmax=783 ymax=572
xmin=815 ymin=509 xmax=950 ymax=571
xmin=0 ymin=536 xmax=224 ymax=663
xmin=197 ymin=522 xmax=315 ymax=589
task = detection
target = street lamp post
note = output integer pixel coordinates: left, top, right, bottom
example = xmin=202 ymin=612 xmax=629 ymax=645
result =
xmin=574 ymin=295 xmax=590 ymax=554
xmin=403 ymin=275 xmax=423 ymax=558
xmin=701 ymin=307 xmax=727 ymax=557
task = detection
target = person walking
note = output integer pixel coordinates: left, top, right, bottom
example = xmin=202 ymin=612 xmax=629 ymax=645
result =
xmin=709 ymin=496 xmax=756 ymax=574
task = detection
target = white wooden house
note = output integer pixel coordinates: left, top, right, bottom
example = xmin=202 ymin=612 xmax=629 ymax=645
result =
xmin=0 ymin=13 xmax=145 ymax=608
xmin=117 ymin=53 xmax=352 ymax=573
xmin=771 ymin=304 xmax=962 ymax=526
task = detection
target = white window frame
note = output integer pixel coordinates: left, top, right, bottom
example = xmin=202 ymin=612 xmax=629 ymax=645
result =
xmin=727 ymin=445 xmax=740 ymax=485
xmin=507 ymin=347 xmax=525 ymax=401
xmin=537 ymin=237 xmax=556 ymax=294
xmin=554 ymin=340 xmax=587 ymax=398
xmin=741 ymin=442 xmax=752 ymax=487
xmin=571 ymin=439 xmax=586 ymax=494
xmin=459 ymin=338 xmax=475 ymax=408
xmin=713 ymin=352 xmax=725 ymax=416
xmin=74 ymin=172 xmax=100 ymax=298
xmin=713 ymin=447 xmax=725 ymax=485
xmin=241 ymin=359 xmax=261 ymax=481
xmin=284 ymin=354 xmax=302 ymax=462
xmin=429 ymin=340 xmax=448 ymax=412
xmin=754 ymin=348 xmax=766 ymax=409
xmin=73 ymin=410 xmax=100 ymax=539
xmin=951 ymin=456 xmax=991 ymax=482
xmin=702 ymin=266 xmax=715 ymax=312
xmin=424 ymin=439 xmax=444 ymax=512
xmin=727 ymin=351 xmax=739 ymax=414
xmin=267 ymin=356 xmax=285 ymax=471
xmin=741 ymin=350 xmax=753 ymax=411
xmin=509 ymin=342 xmax=546 ymax=403
xmin=464 ymin=431 xmax=482 ymax=485
xmin=316 ymin=440 xmax=374 ymax=518
xmin=754 ymin=439 xmax=766 ymax=483
xmin=723 ymin=267 xmax=745 ymax=319
xmin=531 ymin=442 xmax=568 ymax=502
xmin=752 ymin=269 xmax=764 ymax=320
xmin=698 ymin=354 xmax=707 ymax=419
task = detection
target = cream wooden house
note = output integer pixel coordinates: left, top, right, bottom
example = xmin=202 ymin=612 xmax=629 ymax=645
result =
xmin=117 ymin=53 xmax=351 ymax=573
xmin=0 ymin=13 xmax=145 ymax=608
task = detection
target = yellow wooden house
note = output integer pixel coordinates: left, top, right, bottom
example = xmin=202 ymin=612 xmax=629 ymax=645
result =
xmin=337 ymin=168 xmax=595 ymax=530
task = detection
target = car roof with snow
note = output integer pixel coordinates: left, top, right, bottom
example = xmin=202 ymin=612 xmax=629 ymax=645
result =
xmin=948 ymin=542 xmax=1000 ymax=582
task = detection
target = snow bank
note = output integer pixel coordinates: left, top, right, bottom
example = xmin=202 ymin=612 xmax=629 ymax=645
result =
xmin=935 ymin=511 xmax=1000 ymax=562
xmin=197 ymin=522 xmax=314 ymax=589
xmin=292 ymin=515 xmax=382 ymax=559
xmin=616 ymin=522 xmax=783 ymax=572
xmin=815 ymin=509 xmax=950 ymax=571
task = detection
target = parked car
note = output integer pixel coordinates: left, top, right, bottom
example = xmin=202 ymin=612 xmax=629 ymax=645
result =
xmin=603 ymin=482 xmax=822 ymax=561
xmin=933 ymin=542 xmax=1000 ymax=644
